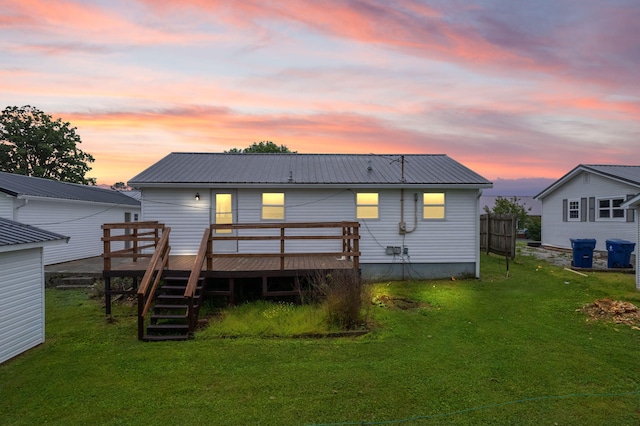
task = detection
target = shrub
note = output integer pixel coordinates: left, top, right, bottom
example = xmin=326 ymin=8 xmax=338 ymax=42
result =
xmin=527 ymin=216 xmax=541 ymax=241
xmin=305 ymin=270 xmax=369 ymax=330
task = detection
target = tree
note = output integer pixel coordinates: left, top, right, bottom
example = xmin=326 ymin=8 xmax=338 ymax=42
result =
xmin=111 ymin=182 xmax=130 ymax=191
xmin=0 ymin=105 xmax=96 ymax=185
xmin=484 ymin=196 xmax=532 ymax=230
xmin=225 ymin=141 xmax=295 ymax=153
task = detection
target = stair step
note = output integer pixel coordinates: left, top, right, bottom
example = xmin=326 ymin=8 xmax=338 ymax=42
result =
xmin=160 ymin=285 xmax=203 ymax=293
xmin=143 ymin=334 xmax=190 ymax=342
xmin=151 ymin=314 xmax=187 ymax=320
xmin=147 ymin=324 xmax=189 ymax=332
xmin=153 ymin=304 xmax=189 ymax=310
xmin=158 ymin=294 xmax=187 ymax=300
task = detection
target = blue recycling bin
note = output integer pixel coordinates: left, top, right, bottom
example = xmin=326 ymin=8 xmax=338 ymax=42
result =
xmin=606 ymin=239 xmax=635 ymax=268
xmin=570 ymin=238 xmax=597 ymax=268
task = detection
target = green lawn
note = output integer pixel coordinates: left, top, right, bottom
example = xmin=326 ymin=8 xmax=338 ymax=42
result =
xmin=1 ymin=251 xmax=639 ymax=425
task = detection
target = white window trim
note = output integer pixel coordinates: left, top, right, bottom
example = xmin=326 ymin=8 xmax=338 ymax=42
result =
xmin=596 ymin=196 xmax=626 ymax=221
xmin=567 ymin=198 xmax=581 ymax=222
xmin=422 ymin=192 xmax=446 ymax=220
xmin=261 ymin=192 xmax=285 ymax=220
xmin=356 ymin=192 xmax=379 ymax=220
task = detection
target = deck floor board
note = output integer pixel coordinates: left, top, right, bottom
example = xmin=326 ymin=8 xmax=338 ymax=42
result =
xmin=108 ymin=254 xmax=354 ymax=274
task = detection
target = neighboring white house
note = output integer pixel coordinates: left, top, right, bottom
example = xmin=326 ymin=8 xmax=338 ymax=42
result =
xmin=0 ymin=172 xmax=140 ymax=265
xmin=622 ymin=195 xmax=640 ymax=289
xmin=0 ymin=218 xmax=68 ymax=364
xmin=128 ymin=153 xmax=492 ymax=280
xmin=534 ymin=165 xmax=640 ymax=251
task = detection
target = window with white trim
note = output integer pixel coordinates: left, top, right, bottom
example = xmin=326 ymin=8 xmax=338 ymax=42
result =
xmin=567 ymin=199 xmax=580 ymax=221
xmin=356 ymin=193 xmax=378 ymax=219
xmin=597 ymin=196 xmax=625 ymax=220
xmin=262 ymin=193 xmax=284 ymax=220
xmin=423 ymin=192 xmax=445 ymax=219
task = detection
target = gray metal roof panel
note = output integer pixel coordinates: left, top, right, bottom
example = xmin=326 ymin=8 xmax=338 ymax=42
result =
xmin=0 ymin=172 xmax=140 ymax=206
xmin=535 ymin=164 xmax=640 ymax=199
xmin=582 ymin=165 xmax=640 ymax=186
xmin=0 ymin=217 xmax=68 ymax=247
xmin=129 ymin=153 xmax=492 ymax=186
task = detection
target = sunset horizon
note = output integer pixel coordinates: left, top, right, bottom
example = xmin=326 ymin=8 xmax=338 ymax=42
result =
xmin=2 ymin=1 xmax=638 ymax=187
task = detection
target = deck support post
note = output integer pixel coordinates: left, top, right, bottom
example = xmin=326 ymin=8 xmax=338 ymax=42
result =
xmin=105 ymin=276 xmax=112 ymax=315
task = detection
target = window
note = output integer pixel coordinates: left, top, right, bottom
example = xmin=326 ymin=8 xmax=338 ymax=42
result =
xmin=597 ymin=197 xmax=625 ymax=220
xmin=215 ymin=193 xmax=233 ymax=233
xmin=356 ymin=193 xmax=378 ymax=219
xmin=568 ymin=199 xmax=580 ymax=221
xmin=423 ymin=192 xmax=445 ymax=219
xmin=262 ymin=193 xmax=284 ymax=220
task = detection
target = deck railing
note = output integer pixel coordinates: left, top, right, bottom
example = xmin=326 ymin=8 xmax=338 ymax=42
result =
xmin=136 ymin=228 xmax=171 ymax=340
xmin=102 ymin=221 xmax=166 ymax=270
xmin=205 ymin=221 xmax=361 ymax=270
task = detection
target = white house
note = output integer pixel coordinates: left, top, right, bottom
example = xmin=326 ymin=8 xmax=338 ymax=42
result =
xmin=0 ymin=172 xmax=141 ymax=265
xmin=534 ymin=165 xmax=640 ymax=251
xmin=128 ymin=153 xmax=492 ymax=280
xmin=622 ymin=195 xmax=640 ymax=289
xmin=0 ymin=218 xmax=67 ymax=364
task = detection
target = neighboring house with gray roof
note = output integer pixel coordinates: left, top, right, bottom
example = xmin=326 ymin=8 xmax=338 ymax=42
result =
xmin=0 ymin=172 xmax=140 ymax=265
xmin=622 ymin=195 xmax=640 ymax=288
xmin=535 ymin=165 xmax=640 ymax=252
xmin=0 ymin=218 xmax=67 ymax=364
xmin=129 ymin=153 xmax=492 ymax=279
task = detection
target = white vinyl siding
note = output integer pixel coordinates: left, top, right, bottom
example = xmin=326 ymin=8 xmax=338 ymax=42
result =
xmin=540 ymin=171 xmax=638 ymax=251
xmin=14 ymin=199 xmax=139 ymax=265
xmin=0 ymin=195 xmax=14 ymax=219
xmin=140 ymin=187 xmax=480 ymax=267
xmin=0 ymin=248 xmax=44 ymax=364
xmin=141 ymin=188 xmax=210 ymax=255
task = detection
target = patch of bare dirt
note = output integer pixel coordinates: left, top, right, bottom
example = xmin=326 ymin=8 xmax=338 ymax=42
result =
xmin=580 ymin=299 xmax=640 ymax=329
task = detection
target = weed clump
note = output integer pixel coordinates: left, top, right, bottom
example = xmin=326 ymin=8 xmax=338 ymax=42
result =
xmin=305 ymin=270 xmax=369 ymax=330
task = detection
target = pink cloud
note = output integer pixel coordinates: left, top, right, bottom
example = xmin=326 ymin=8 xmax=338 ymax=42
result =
xmin=2 ymin=0 xmax=217 ymax=48
xmin=56 ymin=104 xmax=633 ymax=185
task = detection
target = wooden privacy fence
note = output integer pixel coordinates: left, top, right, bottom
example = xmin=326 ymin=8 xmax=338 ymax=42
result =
xmin=480 ymin=214 xmax=516 ymax=259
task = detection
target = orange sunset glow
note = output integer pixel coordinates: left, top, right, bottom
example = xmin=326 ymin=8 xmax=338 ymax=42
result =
xmin=2 ymin=0 xmax=638 ymax=192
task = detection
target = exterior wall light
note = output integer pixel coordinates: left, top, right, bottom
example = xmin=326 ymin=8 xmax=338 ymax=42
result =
xmin=195 ymin=192 xmax=200 ymax=201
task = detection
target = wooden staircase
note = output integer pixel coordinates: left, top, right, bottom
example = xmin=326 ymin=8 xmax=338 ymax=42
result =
xmin=144 ymin=277 xmax=205 ymax=341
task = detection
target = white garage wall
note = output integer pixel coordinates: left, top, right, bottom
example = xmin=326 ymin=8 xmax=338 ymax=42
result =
xmin=0 ymin=248 xmax=45 ymax=364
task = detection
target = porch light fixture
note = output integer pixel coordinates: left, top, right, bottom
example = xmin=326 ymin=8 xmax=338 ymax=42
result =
xmin=195 ymin=192 xmax=200 ymax=201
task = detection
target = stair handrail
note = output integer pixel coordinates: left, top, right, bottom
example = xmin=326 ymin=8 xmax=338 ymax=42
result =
xmin=137 ymin=227 xmax=171 ymax=340
xmin=184 ymin=227 xmax=211 ymax=332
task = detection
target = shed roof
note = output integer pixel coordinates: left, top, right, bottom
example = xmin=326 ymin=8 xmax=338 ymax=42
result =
xmin=129 ymin=153 xmax=492 ymax=187
xmin=0 ymin=172 xmax=140 ymax=206
xmin=0 ymin=217 xmax=68 ymax=248
xmin=535 ymin=164 xmax=640 ymax=199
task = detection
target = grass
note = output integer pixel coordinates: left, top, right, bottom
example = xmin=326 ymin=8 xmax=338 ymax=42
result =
xmin=1 ymin=250 xmax=640 ymax=425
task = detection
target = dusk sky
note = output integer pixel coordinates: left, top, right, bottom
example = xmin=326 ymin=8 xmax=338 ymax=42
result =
xmin=2 ymin=0 xmax=639 ymax=188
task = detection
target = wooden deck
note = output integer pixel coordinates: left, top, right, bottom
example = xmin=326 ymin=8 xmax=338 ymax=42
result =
xmin=107 ymin=254 xmax=355 ymax=277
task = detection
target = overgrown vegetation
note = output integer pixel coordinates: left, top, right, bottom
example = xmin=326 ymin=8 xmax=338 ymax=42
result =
xmin=304 ymin=269 xmax=370 ymax=330
xmin=2 ymin=252 xmax=639 ymax=425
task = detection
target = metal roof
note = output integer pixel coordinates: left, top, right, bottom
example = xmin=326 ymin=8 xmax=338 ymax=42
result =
xmin=0 ymin=172 xmax=140 ymax=206
xmin=129 ymin=153 xmax=492 ymax=187
xmin=0 ymin=217 xmax=68 ymax=247
xmin=535 ymin=164 xmax=640 ymax=199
